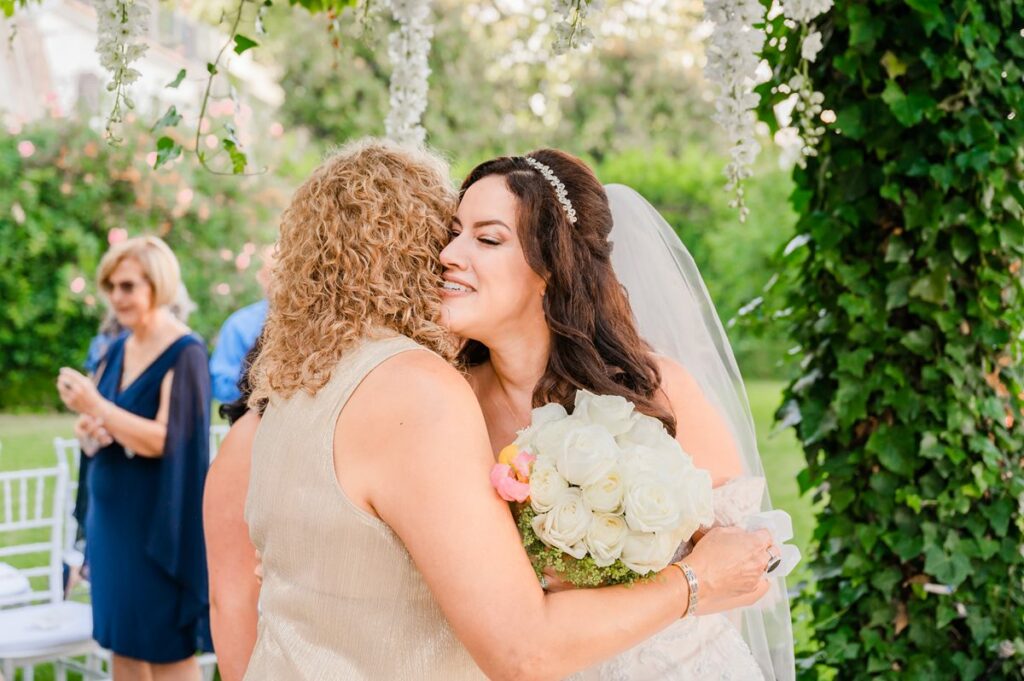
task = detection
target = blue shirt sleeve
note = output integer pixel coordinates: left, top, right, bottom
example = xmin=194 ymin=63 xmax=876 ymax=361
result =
xmin=209 ymin=315 xmax=249 ymax=403
xmin=209 ymin=301 xmax=267 ymax=404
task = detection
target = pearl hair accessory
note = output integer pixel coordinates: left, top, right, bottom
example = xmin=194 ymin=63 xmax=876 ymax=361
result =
xmin=522 ymin=156 xmax=578 ymax=224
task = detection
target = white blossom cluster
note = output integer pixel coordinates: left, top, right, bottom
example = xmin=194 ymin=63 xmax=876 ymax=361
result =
xmin=94 ymin=0 xmax=150 ymax=143
xmin=784 ymin=73 xmax=826 ymax=166
xmin=383 ymin=0 xmax=434 ymax=146
xmin=776 ymin=0 xmax=833 ymax=165
xmin=703 ymin=0 xmax=767 ymax=221
xmin=778 ymin=0 xmax=833 ymax=23
xmin=551 ymin=0 xmax=601 ymax=55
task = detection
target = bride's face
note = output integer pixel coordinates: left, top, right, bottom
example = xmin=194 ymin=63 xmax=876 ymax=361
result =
xmin=440 ymin=175 xmax=547 ymax=342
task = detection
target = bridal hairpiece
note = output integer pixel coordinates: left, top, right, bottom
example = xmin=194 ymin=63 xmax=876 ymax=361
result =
xmin=522 ymin=156 xmax=578 ymax=224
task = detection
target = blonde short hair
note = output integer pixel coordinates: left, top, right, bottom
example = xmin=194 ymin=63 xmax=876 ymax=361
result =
xmin=97 ymin=236 xmax=181 ymax=308
xmin=248 ymin=138 xmax=458 ymax=407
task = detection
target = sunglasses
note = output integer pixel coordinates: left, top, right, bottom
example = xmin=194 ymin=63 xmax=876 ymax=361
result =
xmin=102 ymin=279 xmax=148 ymax=295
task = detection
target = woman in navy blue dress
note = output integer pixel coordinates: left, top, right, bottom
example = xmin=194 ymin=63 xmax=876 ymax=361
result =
xmin=58 ymin=236 xmax=212 ymax=681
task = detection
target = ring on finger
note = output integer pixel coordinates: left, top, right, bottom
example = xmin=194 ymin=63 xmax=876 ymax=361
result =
xmin=765 ymin=546 xmax=782 ymax=574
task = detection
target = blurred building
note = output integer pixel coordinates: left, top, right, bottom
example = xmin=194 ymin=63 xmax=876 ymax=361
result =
xmin=0 ymin=0 xmax=282 ymax=127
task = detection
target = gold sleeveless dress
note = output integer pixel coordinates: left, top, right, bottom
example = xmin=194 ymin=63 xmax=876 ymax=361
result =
xmin=244 ymin=334 xmax=486 ymax=680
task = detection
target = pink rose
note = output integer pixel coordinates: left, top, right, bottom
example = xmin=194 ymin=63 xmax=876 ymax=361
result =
xmin=512 ymin=451 xmax=536 ymax=479
xmin=490 ymin=463 xmax=531 ymax=502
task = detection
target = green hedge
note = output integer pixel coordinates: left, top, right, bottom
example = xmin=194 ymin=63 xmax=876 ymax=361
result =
xmin=758 ymin=0 xmax=1024 ymax=677
xmin=0 ymin=119 xmax=280 ymax=410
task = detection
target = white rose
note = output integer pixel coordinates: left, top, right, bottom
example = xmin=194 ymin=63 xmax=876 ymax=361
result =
xmin=620 ymin=440 xmax=695 ymax=486
xmin=616 ymin=443 xmax=683 ymax=489
xmin=616 ymin=412 xmax=676 ymax=451
xmin=530 ymin=415 xmax=581 ymax=462
xmin=514 ymin=402 xmax=569 ymax=452
xmin=585 ymin=513 xmax=629 ymax=567
xmin=582 ymin=467 xmax=625 ymax=514
xmin=529 ymin=461 xmax=571 ymax=514
xmin=620 ymin=531 xmax=678 ymax=574
xmin=675 ymin=468 xmax=714 ymax=533
xmin=573 ymin=390 xmax=637 ymax=436
xmin=623 ymin=473 xmax=682 ymax=533
xmin=555 ymin=424 xmax=619 ymax=487
xmin=531 ymin=488 xmax=592 ymax=559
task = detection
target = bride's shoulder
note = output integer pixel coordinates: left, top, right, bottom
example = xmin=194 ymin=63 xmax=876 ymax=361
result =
xmin=650 ymin=353 xmax=701 ymax=400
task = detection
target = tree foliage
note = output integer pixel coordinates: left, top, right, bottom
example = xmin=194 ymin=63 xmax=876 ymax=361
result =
xmin=0 ymin=118 xmax=282 ymax=409
xmin=758 ymin=0 xmax=1024 ymax=677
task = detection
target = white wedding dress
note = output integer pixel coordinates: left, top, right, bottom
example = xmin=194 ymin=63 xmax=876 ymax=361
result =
xmin=569 ymin=479 xmax=769 ymax=681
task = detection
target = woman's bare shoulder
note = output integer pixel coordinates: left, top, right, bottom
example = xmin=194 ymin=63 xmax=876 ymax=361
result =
xmin=351 ymin=349 xmax=482 ymax=424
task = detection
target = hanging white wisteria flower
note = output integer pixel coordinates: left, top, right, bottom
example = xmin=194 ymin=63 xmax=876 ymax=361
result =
xmin=774 ymin=0 xmax=833 ymax=167
xmin=94 ymin=0 xmax=150 ymax=144
xmin=383 ymin=0 xmax=434 ymax=147
xmin=800 ymin=29 xmax=823 ymax=61
xmin=778 ymin=0 xmax=833 ymax=23
xmin=703 ymin=0 xmax=767 ymax=221
xmin=551 ymin=0 xmax=602 ymax=55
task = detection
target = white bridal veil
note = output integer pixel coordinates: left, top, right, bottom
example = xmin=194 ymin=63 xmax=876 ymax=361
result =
xmin=606 ymin=184 xmax=796 ymax=681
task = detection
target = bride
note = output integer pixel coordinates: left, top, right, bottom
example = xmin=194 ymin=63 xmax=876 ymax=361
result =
xmin=441 ymin=149 xmax=795 ymax=680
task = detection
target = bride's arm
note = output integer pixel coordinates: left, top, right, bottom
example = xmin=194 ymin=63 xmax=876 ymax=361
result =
xmin=339 ymin=351 xmax=769 ymax=681
xmin=655 ymin=356 xmax=745 ymax=486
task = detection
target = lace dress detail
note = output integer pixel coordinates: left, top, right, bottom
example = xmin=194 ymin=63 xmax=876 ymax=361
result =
xmin=568 ymin=478 xmax=769 ymax=681
xmin=569 ymin=614 xmax=764 ymax=681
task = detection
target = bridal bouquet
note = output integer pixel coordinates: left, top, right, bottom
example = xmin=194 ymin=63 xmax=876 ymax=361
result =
xmin=490 ymin=390 xmax=714 ymax=587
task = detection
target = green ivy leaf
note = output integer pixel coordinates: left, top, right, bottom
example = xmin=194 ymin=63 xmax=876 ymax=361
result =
xmin=166 ymin=69 xmax=186 ymax=89
xmin=153 ymin=136 xmax=181 ymax=169
xmin=901 ymin=326 xmax=934 ymax=355
xmin=909 ymin=268 xmax=949 ymax=304
xmin=881 ymin=51 xmax=908 ymax=79
xmin=233 ymin=34 xmax=259 ymax=55
xmin=221 ymin=138 xmax=247 ymax=174
xmin=882 ymin=81 xmax=939 ymax=127
xmin=151 ymin=105 xmax=182 ymax=132
xmin=867 ymin=425 xmax=918 ymax=476
xmin=923 ymin=533 xmax=971 ymax=587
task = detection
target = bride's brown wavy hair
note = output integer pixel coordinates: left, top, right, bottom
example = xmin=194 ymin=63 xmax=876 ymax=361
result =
xmin=249 ymin=138 xmax=457 ymax=407
xmin=458 ymin=149 xmax=676 ymax=434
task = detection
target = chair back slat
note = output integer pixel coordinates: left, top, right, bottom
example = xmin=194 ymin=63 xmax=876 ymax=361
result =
xmin=0 ymin=541 xmax=52 ymax=557
xmin=0 ymin=464 xmax=68 ymax=607
xmin=19 ymin=475 xmax=28 ymax=522
xmin=3 ymin=477 xmax=11 ymax=524
xmin=35 ymin=473 xmax=45 ymax=520
xmin=54 ymin=437 xmax=85 ymax=563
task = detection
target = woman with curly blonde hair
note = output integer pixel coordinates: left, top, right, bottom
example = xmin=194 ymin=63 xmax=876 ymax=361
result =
xmin=232 ymin=138 xmax=762 ymax=681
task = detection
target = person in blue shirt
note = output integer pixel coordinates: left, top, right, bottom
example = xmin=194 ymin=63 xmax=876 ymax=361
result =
xmin=209 ymin=246 xmax=274 ymax=403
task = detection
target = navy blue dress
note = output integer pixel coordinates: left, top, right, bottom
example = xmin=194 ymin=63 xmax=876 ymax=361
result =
xmin=88 ymin=333 xmax=213 ymax=662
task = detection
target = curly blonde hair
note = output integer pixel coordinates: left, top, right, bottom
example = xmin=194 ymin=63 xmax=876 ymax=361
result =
xmin=248 ymin=138 xmax=457 ymax=407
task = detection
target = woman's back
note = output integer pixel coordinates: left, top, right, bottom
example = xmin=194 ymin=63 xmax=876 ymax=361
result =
xmin=244 ymin=334 xmax=484 ymax=681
